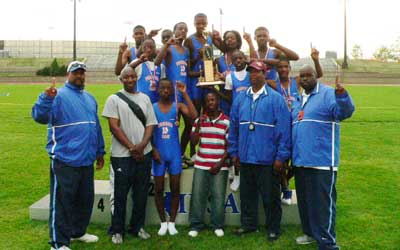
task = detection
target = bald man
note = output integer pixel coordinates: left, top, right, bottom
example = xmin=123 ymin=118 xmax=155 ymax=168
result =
xmin=291 ymin=65 xmax=355 ymax=250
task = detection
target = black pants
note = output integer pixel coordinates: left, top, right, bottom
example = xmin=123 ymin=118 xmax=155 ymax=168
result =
xmin=240 ymin=163 xmax=281 ymax=234
xmin=295 ymin=167 xmax=339 ymax=250
xmin=49 ymin=159 xmax=94 ymax=248
xmin=110 ymin=154 xmax=151 ymax=235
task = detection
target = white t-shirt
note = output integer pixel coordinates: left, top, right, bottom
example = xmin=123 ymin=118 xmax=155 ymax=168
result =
xmin=250 ymin=85 xmax=265 ymax=101
xmin=225 ymin=68 xmax=248 ymax=90
xmin=102 ymin=89 xmax=158 ymax=157
xmin=130 ymin=60 xmax=166 ymax=80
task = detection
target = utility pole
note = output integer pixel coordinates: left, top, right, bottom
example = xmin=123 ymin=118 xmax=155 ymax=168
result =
xmin=342 ymin=0 xmax=348 ymax=69
xmin=73 ymin=0 xmax=77 ymax=60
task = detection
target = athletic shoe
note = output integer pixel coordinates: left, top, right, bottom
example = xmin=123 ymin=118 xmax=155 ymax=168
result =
xmin=51 ymin=246 xmax=71 ymax=250
xmin=267 ymin=232 xmax=280 ymax=242
xmin=168 ymin=222 xmax=179 ymax=235
xmin=111 ymin=233 xmax=123 ymax=244
xmin=282 ymin=190 xmax=292 ymax=205
xmin=71 ymin=233 xmax=98 ymax=243
xmin=137 ymin=228 xmax=151 ymax=240
xmin=158 ymin=222 xmax=168 ymax=236
xmin=214 ymin=229 xmax=224 ymax=237
xmin=188 ymin=230 xmax=198 ymax=237
xmin=296 ymin=234 xmax=316 ymax=245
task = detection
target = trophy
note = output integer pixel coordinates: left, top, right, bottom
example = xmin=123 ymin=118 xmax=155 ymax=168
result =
xmin=197 ymin=31 xmax=224 ymax=86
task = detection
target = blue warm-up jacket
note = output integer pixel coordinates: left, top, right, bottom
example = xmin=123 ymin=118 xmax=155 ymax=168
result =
xmin=291 ymin=83 xmax=355 ymax=169
xmin=228 ymin=84 xmax=291 ymax=165
xmin=32 ymin=82 xmax=105 ymax=167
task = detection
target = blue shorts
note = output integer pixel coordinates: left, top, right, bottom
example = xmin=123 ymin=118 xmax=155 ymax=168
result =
xmin=152 ymin=157 xmax=182 ymax=176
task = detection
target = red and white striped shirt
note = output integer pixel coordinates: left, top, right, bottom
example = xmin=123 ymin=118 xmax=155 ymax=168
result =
xmin=191 ymin=112 xmax=230 ymax=170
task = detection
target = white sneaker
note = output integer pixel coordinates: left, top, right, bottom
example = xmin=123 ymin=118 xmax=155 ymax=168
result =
xmin=137 ymin=228 xmax=151 ymax=239
xmin=188 ymin=230 xmax=198 ymax=237
xmin=158 ymin=222 xmax=168 ymax=236
xmin=168 ymin=222 xmax=179 ymax=235
xmin=296 ymin=234 xmax=315 ymax=245
xmin=71 ymin=233 xmax=98 ymax=243
xmin=230 ymin=175 xmax=240 ymax=192
xmin=214 ymin=229 xmax=224 ymax=237
xmin=51 ymin=246 xmax=71 ymax=250
xmin=282 ymin=198 xmax=292 ymax=205
xmin=111 ymin=233 xmax=123 ymax=244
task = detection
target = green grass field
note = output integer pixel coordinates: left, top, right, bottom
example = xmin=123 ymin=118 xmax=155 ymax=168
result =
xmin=0 ymin=83 xmax=399 ymax=250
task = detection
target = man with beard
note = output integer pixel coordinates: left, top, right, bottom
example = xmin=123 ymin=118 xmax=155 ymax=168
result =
xmin=32 ymin=61 xmax=105 ymax=250
xmin=292 ymin=65 xmax=354 ymax=250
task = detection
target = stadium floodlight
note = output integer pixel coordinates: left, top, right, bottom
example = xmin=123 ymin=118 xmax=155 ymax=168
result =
xmin=72 ymin=0 xmax=81 ymax=61
xmin=342 ymin=0 xmax=348 ymax=69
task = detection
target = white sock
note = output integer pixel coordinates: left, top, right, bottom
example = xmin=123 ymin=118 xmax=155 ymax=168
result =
xmin=230 ymin=175 xmax=240 ymax=191
xmin=158 ymin=222 xmax=168 ymax=236
xmin=168 ymin=222 xmax=178 ymax=235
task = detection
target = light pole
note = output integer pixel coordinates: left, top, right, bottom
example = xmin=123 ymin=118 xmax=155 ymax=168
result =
xmin=342 ymin=0 xmax=348 ymax=69
xmin=73 ymin=0 xmax=78 ymax=60
xmin=48 ymin=26 xmax=54 ymax=58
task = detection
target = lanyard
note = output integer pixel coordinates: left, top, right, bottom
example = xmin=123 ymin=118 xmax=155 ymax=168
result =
xmin=298 ymin=92 xmax=311 ymax=121
xmin=256 ymin=47 xmax=270 ymax=60
xmin=174 ymin=82 xmax=179 ymax=126
xmin=280 ymin=78 xmax=292 ymax=110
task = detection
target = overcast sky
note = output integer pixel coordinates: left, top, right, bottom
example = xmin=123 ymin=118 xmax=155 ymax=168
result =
xmin=2 ymin=0 xmax=399 ymax=58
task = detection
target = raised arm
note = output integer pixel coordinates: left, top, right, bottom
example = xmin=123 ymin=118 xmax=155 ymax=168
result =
xmin=154 ymin=37 xmax=174 ymax=66
xmin=177 ymin=81 xmax=198 ymax=119
xmin=32 ymin=79 xmax=58 ymax=124
xmin=311 ymin=48 xmax=323 ymax=78
xmin=269 ymin=39 xmax=299 ymax=61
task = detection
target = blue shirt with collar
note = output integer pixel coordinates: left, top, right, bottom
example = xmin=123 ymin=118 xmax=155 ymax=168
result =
xmin=228 ymin=83 xmax=291 ymax=165
xmin=32 ymin=82 xmax=105 ymax=167
xmin=291 ymin=82 xmax=355 ymax=168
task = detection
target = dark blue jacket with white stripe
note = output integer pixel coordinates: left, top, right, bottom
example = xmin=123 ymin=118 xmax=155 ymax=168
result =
xmin=32 ymin=82 xmax=105 ymax=167
xmin=291 ymin=82 xmax=355 ymax=169
xmin=228 ymin=84 xmax=291 ymax=165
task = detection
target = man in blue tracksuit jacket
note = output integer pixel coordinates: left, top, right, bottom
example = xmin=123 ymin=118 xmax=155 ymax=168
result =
xmin=228 ymin=61 xmax=291 ymax=241
xmin=32 ymin=61 xmax=105 ymax=250
xmin=292 ymin=65 xmax=355 ymax=250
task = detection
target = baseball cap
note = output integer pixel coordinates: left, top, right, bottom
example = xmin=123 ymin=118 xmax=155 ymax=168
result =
xmin=67 ymin=61 xmax=87 ymax=72
xmin=247 ymin=60 xmax=267 ymax=72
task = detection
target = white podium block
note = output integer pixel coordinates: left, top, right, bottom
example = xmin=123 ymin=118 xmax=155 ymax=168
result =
xmin=30 ymin=168 xmax=300 ymax=225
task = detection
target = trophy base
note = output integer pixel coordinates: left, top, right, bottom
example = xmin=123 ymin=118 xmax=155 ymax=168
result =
xmin=196 ymin=81 xmax=225 ymax=86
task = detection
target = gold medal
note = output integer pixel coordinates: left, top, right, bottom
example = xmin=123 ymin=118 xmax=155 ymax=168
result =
xmin=249 ymin=122 xmax=255 ymax=131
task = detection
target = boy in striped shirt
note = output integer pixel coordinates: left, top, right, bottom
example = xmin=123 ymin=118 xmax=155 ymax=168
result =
xmin=188 ymin=92 xmax=230 ymax=238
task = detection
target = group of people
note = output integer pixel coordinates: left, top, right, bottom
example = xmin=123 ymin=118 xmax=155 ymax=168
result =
xmin=32 ymin=12 xmax=355 ymax=250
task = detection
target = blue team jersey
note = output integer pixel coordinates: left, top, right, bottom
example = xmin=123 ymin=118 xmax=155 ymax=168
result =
xmin=276 ymin=77 xmax=299 ymax=109
xmin=166 ymin=46 xmax=189 ymax=86
xmin=153 ymin=102 xmax=181 ymax=160
xmin=129 ymin=47 xmax=137 ymax=63
xmin=136 ymin=62 xmax=161 ymax=103
xmin=231 ymin=71 xmax=250 ymax=101
xmin=189 ymin=34 xmax=213 ymax=82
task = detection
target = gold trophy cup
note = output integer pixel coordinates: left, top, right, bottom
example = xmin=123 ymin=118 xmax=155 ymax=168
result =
xmin=197 ymin=31 xmax=224 ymax=86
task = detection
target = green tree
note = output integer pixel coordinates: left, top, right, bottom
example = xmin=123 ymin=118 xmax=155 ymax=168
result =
xmin=351 ymin=44 xmax=363 ymax=59
xmin=373 ymin=46 xmax=393 ymax=62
